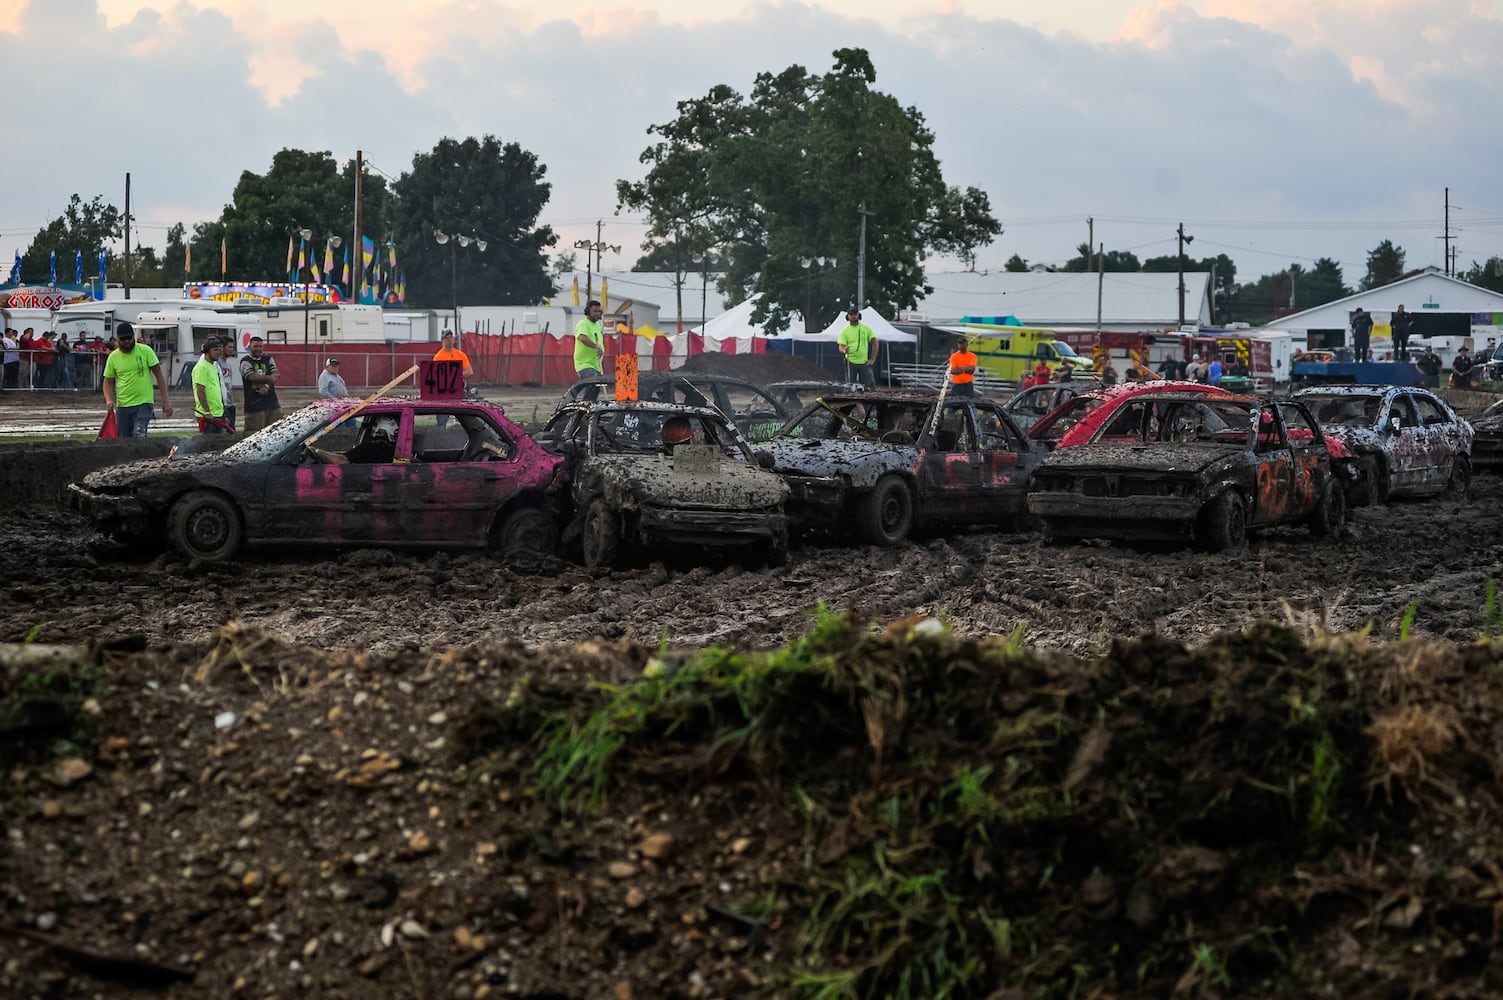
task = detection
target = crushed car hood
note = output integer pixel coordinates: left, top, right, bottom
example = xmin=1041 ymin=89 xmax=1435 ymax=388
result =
xmin=81 ymin=451 xmax=236 ymax=489
xmin=583 ymin=453 xmax=787 ymax=509
xmin=764 ymin=439 xmax=916 ymax=474
xmin=1041 ymin=441 xmax=1239 ymax=476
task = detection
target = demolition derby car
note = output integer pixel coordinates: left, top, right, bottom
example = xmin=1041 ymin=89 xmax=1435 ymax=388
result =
xmin=1293 ymin=385 xmax=1474 ymax=503
xmin=762 ymin=390 xmax=1045 ymax=545
xmin=1002 ymin=382 xmax=1083 ymax=432
xmin=1026 ymin=393 xmax=1346 ymax=551
xmin=539 ymin=400 xmax=789 ymax=569
xmin=1469 ymin=398 xmax=1503 ymax=473
xmin=556 ymin=373 xmax=793 ymax=442
xmin=68 ymin=397 xmax=566 ymax=562
xmin=1026 ymin=380 xmax=1227 ymax=449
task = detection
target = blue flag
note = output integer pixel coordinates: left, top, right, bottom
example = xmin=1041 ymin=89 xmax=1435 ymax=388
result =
xmin=10 ymin=250 xmax=18 ymax=283
xmin=49 ymin=249 xmax=56 ymax=285
xmin=74 ymin=250 xmax=82 ymax=286
xmin=98 ymin=251 xmax=107 ymax=299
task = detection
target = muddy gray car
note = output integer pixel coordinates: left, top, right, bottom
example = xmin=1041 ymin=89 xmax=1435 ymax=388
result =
xmin=1027 ymin=394 xmax=1346 ymax=551
xmin=763 ymin=390 xmax=1045 ymax=545
xmin=540 ymin=401 xmax=789 ymax=569
xmin=1292 ymin=385 xmax=1473 ymax=503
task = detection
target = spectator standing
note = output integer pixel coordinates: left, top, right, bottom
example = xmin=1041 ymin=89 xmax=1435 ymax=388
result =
xmin=101 ymin=321 xmax=173 ymax=437
xmin=1 ymin=329 xmax=17 ymax=389
xmin=33 ymin=330 xmax=53 ymax=387
xmin=1390 ymin=305 xmax=1415 ymax=361
xmin=192 ymin=338 xmax=231 ymax=433
xmin=432 ymin=330 xmax=474 ymax=385
xmin=1350 ymin=308 xmax=1373 ymax=362
xmin=1415 ymin=345 xmax=1442 ymax=388
xmin=1207 ymin=355 xmax=1223 ymax=385
xmin=837 ymin=308 xmax=879 ymax=388
xmin=54 ymin=333 xmax=74 ymax=389
xmin=1451 ymin=345 xmax=1476 ymax=389
xmin=318 ymin=358 xmax=348 ymax=398
xmin=216 ymin=345 xmax=236 ymax=431
xmin=1185 ymin=353 xmax=1206 ymax=383
xmin=239 ymin=336 xmax=282 ymax=433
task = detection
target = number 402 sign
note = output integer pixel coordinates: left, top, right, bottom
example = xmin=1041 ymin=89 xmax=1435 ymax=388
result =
xmin=419 ymin=360 xmax=464 ymax=399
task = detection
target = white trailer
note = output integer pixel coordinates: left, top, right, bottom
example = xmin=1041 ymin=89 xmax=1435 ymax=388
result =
xmin=133 ymin=310 xmax=260 ymax=388
xmin=1247 ymin=330 xmax=1297 ymax=385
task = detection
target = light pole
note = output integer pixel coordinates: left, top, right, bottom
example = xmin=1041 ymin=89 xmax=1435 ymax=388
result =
xmin=574 ymin=221 xmax=620 ymax=301
xmin=434 ymin=231 xmax=487 ymax=334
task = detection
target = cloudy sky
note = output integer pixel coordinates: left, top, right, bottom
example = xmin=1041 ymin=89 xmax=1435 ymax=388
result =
xmin=4 ymin=0 xmax=1502 ymax=290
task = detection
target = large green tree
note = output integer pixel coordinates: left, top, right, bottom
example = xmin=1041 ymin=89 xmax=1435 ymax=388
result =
xmin=1463 ymin=257 xmax=1503 ymax=294
xmin=390 ymin=136 xmax=557 ymax=309
xmin=1143 ymin=252 xmax=1237 ymax=325
xmin=212 ymin=149 xmax=392 ymax=287
xmin=17 ymin=194 xmax=122 ymax=288
xmin=1360 ymin=239 xmax=1406 ymax=291
xmin=617 ymin=48 xmax=1001 ymax=335
xmin=1226 ymin=258 xmax=1348 ymax=326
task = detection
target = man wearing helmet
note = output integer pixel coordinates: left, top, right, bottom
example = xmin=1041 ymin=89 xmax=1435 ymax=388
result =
xmin=661 ymin=415 xmax=693 ymax=455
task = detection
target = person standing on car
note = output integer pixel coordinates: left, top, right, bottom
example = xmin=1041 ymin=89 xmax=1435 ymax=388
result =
xmin=1390 ymin=305 xmax=1415 ymax=361
xmin=573 ymin=300 xmax=606 ymax=400
xmin=192 ymin=338 xmax=231 ymax=434
xmin=837 ymin=308 xmax=879 ymax=388
xmin=947 ymin=337 xmax=977 ymax=397
xmin=101 ymin=321 xmax=173 ymax=437
xmin=318 ymin=358 xmax=349 ymax=398
xmin=1350 ymin=308 xmax=1374 ymax=362
xmin=1416 ymin=345 xmax=1442 ymax=388
xmin=240 ymin=336 xmax=282 ymax=434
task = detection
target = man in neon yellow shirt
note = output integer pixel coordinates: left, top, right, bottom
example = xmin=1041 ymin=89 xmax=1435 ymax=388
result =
xmin=192 ymin=338 xmax=231 ymax=434
xmin=101 ymin=321 xmax=173 ymax=437
xmin=837 ymin=308 xmax=879 ymax=388
xmin=573 ymin=299 xmax=605 ymax=400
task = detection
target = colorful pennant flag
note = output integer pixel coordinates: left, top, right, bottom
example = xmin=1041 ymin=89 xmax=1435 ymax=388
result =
xmin=341 ymin=249 xmax=349 ymax=289
xmin=285 ymin=236 xmax=294 ymax=281
xmin=184 ymin=243 xmax=191 ymax=273
xmin=324 ymin=241 xmax=335 ymax=281
xmin=10 ymin=250 xmax=19 ymax=283
xmin=97 ymin=251 xmax=106 ymax=297
xmin=75 ymin=250 xmax=82 ymax=285
xmin=601 ymin=278 xmax=609 ymax=312
xmin=49 ymin=249 xmax=56 ymax=285
xmin=297 ymin=237 xmax=306 ymax=279
xmin=221 ymin=237 xmax=227 ymax=277
xmin=571 ymin=276 xmax=579 ymax=306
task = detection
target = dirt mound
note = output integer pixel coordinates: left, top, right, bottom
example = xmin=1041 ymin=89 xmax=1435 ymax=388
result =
xmin=678 ymin=350 xmax=834 ymax=385
xmin=5 ymin=617 xmax=1503 ymax=998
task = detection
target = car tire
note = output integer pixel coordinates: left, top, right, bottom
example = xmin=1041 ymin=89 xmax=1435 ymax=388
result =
xmin=496 ymin=507 xmax=558 ymax=561
xmin=169 ymin=490 xmax=244 ymax=562
xmin=1307 ymin=479 xmax=1346 ymax=538
xmin=1198 ymin=491 xmax=1247 ymax=552
xmin=1447 ymin=455 xmax=1472 ymax=498
xmin=857 ymin=475 xmax=913 ymax=546
xmin=580 ymin=499 xmax=620 ymax=570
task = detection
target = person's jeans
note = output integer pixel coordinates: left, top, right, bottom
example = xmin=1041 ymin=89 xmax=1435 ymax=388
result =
xmin=576 ymin=367 xmax=603 ymax=401
xmin=853 ymin=364 xmax=876 ymax=388
xmin=116 ymin=403 xmax=155 ymax=438
xmin=949 ymin=381 xmax=974 ymax=397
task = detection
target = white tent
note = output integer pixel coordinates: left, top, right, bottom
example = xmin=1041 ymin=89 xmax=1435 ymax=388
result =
xmin=689 ymin=297 xmax=804 ymax=341
xmin=803 ymin=307 xmax=917 ymax=344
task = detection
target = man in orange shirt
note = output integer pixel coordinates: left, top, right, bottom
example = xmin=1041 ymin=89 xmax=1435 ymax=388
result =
xmin=432 ymin=330 xmax=474 ymax=386
xmin=947 ymin=336 xmax=977 ymax=397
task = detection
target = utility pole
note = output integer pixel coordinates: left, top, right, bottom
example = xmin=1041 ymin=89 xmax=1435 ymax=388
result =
xmin=353 ymin=150 xmax=364 ymax=305
xmin=123 ymin=173 xmax=132 ymax=299
xmin=1443 ymin=187 xmax=1451 ymax=278
xmin=1176 ymin=222 xmax=1194 ymax=327
xmin=855 ymin=203 xmax=873 ymax=309
xmin=1096 ymin=242 xmax=1103 ymax=332
xmin=1087 ymin=217 xmax=1094 ymax=273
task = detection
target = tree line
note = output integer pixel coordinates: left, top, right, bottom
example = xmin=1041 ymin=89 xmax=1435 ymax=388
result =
xmin=16 ymin=47 xmax=1498 ymax=326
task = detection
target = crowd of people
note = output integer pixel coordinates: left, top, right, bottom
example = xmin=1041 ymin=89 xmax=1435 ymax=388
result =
xmin=1 ymin=327 xmax=120 ymax=390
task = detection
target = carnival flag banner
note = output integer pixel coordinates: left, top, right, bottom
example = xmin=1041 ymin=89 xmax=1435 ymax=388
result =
xmin=49 ymin=249 xmax=56 ymax=285
xmin=285 ymin=236 xmax=294 ymax=281
xmin=75 ymin=250 xmax=82 ymax=285
xmin=324 ymin=241 xmax=335 ymax=281
xmin=11 ymin=250 xmax=20 ymax=283
xmin=221 ymin=237 xmax=227 ymax=277
xmin=98 ymin=251 xmax=107 ymax=298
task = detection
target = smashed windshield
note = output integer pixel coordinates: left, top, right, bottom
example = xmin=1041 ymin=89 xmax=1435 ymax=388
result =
xmin=782 ymin=399 xmax=931 ymax=442
xmin=1300 ymin=394 xmax=1384 ymax=427
xmin=220 ymin=404 xmax=348 ymax=462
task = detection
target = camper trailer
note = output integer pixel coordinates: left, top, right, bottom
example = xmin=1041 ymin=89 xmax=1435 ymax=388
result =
xmin=133 ymin=310 xmax=260 ymax=388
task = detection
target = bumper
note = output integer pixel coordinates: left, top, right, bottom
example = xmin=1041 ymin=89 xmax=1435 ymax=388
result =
xmin=1027 ymin=491 xmax=1201 ymax=541
xmin=68 ymin=483 xmax=147 ymax=520
xmin=636 ymin=505 xmax=788 ymax=547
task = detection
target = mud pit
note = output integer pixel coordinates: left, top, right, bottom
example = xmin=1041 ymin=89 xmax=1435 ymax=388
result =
xmin=6 ymin=393 xmax=1503 ymax=996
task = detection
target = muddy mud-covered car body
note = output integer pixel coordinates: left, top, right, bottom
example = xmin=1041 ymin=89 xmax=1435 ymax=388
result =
xmin=68 ymin=397 xmax=566 ymax=561
xmin=1292 ymin=385 xmax=1473 ymax=503
xmin=1027 ymin=393 xmax=1346 ymax=551
xmin=539 ymin=401 xmax=789 ymax=569
xmin=1026 ymin=381 xmax=1227 ymax=450
xmin=1470 ymin=398 xmax=1503 ymax=472
xmin=556 ymin=373 xmax=791 ymax=442
xmin=763 ymin=390 xmax=1045 ymax=545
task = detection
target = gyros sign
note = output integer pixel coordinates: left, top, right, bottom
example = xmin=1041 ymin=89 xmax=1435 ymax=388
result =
xmin=4 ymin=290 xmax=69 ymax=310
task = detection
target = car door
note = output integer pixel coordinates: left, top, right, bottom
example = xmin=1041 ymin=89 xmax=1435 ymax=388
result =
xmin=1384 ymin=394 xmax=1424 ymax=491
xmin=916 ymin=401 xmax=980 ymax=522
xmin=1273 ymin=401 xmax=1324 ymax=518
xmin=260 ymin=408 xmax=404 ymax=545
xmin=402 ymin=409 xmax=521 ymax=544
xmin=974 ymin=401 xmax=1036 ymax=519
xmin=1407 ymin=391 xmax=1463 ymax=488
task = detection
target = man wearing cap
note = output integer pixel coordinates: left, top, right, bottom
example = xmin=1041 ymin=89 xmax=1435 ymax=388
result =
xmin=319 ymin=358 xmax=348 ymax=398
xmin=947 ymin=336 xmax=977 ymax=397
xmin=192 ymin=338 xmax=231 ymax=433
xmin=837 ymin=308 xmax=878 ymax=388
xmin=573 ymin=300 xmax=605 ymax=400
xmin=240 ymin=336 xmax=282 ymax=433
xmin=102 ymin=321 xmax=173 ymax=437
xmin=432 ymin=330 xmax=474 ymax=386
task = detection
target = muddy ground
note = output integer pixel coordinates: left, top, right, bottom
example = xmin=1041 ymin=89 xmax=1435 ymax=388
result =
xmin=5 ymin=379 xmax=1503 ymax=998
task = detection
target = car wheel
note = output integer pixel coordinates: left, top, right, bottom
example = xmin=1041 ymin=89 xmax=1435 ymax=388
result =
xmin=169 ymin=490 xmax=244 ymax=562
xmin=1308 ymin=479 xmax=1346 ymax=538
xmin=496 ymin=507 xmax=558 ymax=561
xmin=1447 ymin=455 xmax=1472 ymax=498
xmin=857 ymin=475 xmax=914 ymax=546
xmin=1198 ymin=491 xmax=1247 ymax=552
xmin=580 ymin=500 xmax=620 ymax=570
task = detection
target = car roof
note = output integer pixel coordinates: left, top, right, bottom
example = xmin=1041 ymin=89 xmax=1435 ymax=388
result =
xmin=556 ymin=399 xmax=736 ymax=421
